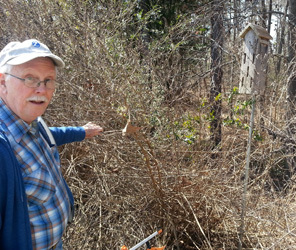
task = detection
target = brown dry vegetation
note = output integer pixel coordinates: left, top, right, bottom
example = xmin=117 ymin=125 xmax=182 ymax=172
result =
xmin=1 ymin=0 xmax=296 ymax=249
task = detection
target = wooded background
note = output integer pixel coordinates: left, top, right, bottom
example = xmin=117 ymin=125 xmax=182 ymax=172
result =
xmin=1 ymin=0 xmax=296 ymax=249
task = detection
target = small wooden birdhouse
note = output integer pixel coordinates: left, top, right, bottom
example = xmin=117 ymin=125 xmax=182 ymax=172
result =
xmin=239 ymin=23 xmax=272 ymax=95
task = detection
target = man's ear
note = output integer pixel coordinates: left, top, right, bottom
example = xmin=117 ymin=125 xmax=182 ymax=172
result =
xmin=0 ymin=73 xmax=7 ymax=94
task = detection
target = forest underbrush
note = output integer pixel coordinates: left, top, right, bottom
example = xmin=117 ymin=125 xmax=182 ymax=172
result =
xmin=1 ymin=0 xmax=295 ymax=249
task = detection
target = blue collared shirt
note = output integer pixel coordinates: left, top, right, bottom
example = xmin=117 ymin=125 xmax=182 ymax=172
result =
xmin=0 ymin=99 xmax=70 ymax=250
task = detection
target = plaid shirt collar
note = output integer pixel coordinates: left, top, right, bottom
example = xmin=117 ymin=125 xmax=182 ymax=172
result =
xmin=0 ymin=98 xmax=38 ymax=142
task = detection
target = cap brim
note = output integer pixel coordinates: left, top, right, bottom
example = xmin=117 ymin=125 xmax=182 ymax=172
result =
xmin=7 ymin=53 xmax=65 ymax=68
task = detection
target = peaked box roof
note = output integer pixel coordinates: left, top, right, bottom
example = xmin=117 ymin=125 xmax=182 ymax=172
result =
xmin=239 ymin=23 xmax=273 ymax=41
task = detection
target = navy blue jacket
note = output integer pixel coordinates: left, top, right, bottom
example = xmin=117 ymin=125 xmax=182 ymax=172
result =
xmin=0 ymin=124 xmax=85 ymax=250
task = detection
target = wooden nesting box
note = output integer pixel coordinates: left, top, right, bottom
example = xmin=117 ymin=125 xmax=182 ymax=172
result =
xmin=239 ymin=24 xmax=272 ymax=95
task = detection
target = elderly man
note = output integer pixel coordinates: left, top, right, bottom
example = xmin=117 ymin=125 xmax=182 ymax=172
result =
xmin=0 ymin=39 xmax=103 ymax=250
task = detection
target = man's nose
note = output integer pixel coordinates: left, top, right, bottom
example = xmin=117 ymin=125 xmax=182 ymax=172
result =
xmin=35 ymin=82 xmax=47 ymax=92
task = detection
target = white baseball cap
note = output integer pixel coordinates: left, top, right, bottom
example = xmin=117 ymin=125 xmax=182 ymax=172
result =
xmin=0 ymin=39 xmax=65 ymax=68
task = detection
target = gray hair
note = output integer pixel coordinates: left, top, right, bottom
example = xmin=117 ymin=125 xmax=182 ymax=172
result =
xmin=0 ymin=64 xmax=13 ymax=74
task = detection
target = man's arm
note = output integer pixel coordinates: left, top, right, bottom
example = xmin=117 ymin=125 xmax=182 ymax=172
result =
xmin=49 ymin=126 xmax=86 ymax=146
xmin=0 ymin=136 xmax=33 ymax=249
xmin=49 ymin=123 xmax=103 ymax=146
xmin=0 ymin=140 xmax=9 ymax=227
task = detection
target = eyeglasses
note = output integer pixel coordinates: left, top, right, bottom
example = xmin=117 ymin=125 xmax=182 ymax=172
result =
xmin=5 ymin=73 xmax=58 ymax=90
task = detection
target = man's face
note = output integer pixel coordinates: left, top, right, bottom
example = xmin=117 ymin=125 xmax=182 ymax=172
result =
xmin=0 ymin=57 xmax=56 ymax=124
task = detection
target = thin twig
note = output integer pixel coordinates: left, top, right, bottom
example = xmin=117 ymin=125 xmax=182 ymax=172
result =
xmin=182 ymin=193 xmax=213 ymax=250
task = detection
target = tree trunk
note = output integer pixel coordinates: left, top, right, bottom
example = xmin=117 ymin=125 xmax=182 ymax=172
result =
xmin=138 ymin=0 xmax=151 ymax=55
xmin=276 ymin=0 xmax=288 ymax=74
xmin=267 ymin=0 xmax=272 ymax=33
xmin=286 ymin=0 xmax=296 ymax=175
xmin=210 ymin=0 xmax=224 ymax=149
xmin=261 ymin=0 xmax=267 ymax=27
xmin=287 ymin=0 xmax=296 ymax=112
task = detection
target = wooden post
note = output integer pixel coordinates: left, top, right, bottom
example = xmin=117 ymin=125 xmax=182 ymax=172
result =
xmin=238 ymin=24 xmax=272 ymax=248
